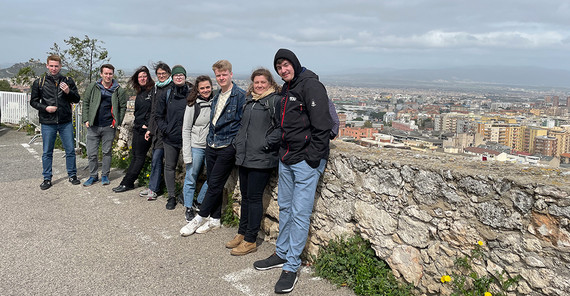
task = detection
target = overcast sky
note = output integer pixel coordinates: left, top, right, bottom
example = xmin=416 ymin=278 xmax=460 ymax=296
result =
xmin=1 ymin=0 xmax=569 ymax=75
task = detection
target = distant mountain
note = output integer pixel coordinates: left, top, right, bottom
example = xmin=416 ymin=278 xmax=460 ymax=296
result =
xmin=323 ymin=66 xmax=570 ymax=89
xmin=0 ymin=61 xmax=46 ymax=79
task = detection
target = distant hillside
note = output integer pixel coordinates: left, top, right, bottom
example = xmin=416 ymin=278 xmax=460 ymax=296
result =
xmin=0 ymin=61 xmax=46 ymax=79
xmin=323 ymin=66 xmax=570 ymax=90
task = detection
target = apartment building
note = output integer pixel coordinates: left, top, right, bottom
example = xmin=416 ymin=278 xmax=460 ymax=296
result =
xmin=534 ymin=136 xmax=557 ymax=156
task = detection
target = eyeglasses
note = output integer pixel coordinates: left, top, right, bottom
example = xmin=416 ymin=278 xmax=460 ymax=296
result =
xmin=173 ymin=74 xmax=185 ymax=78
xmin=157 ymin=72 xmax=168 ymax=76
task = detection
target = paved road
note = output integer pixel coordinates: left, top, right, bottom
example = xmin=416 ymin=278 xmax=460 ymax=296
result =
xmin=0 ymin=127 xmax=354 ymax=296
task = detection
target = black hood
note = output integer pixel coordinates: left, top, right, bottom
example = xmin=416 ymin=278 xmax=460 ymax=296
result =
xmin=274 ymin=48 xmax=303 ymax=79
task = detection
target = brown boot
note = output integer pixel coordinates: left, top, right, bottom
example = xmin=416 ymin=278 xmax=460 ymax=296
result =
xmin=231 ymin=241 xmax=257 ymax=256
xmin=225 ymin=234 xmax=244 ymax=249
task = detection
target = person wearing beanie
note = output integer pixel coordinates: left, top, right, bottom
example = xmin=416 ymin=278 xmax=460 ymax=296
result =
xmin=171 ymin=65 xmax=187 ymax=78
xmin=253 ymin=49 xmax=332 ymax=294
xmin=155 ymin=64 xmax=193 ymax=210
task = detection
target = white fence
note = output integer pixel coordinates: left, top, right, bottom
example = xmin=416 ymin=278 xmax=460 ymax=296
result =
xmin=0 ymin=91 xmax=36 ymax=126
xmin=0 ymin=90 xmax=86 ymax=148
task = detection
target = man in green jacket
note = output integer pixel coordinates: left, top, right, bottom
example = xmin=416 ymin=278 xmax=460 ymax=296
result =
xmin=82 ymin=64 xmax=127 ymax=186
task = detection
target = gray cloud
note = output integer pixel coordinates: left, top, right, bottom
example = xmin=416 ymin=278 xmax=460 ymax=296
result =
xmin=1 ymin=0 xmax=569 ymax=72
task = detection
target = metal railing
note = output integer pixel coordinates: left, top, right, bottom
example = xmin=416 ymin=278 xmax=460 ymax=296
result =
xmin=0 ymin=91 xmax=35 ymax=126
xmin=0 ymin=90 xmax=86 ymax=149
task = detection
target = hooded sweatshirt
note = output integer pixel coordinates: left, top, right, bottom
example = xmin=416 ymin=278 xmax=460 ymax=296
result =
xmin=273 ymin=48 xmax=332 ymax=168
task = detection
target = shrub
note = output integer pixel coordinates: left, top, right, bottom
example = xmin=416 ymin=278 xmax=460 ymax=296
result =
xmin=221 ymin=194 xmax=240 ymax=227
xmin=314 ymin=234 xmax=414 ymax=296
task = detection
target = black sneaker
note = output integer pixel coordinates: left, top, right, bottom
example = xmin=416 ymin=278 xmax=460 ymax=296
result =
xmin=274 ymin=270 xmax=298 ymax=294
xmin=68 ymin=176 xmax=80 ymax=185
xmin=253 ymin=252 xmax=287 ymax=271
xmin=40 ymin=179 xmax=52 ymax=190
xmin=185 ymin=207 xmax=196 ymax=222
xmin=166 ymin=196 xmax=177 ymax=210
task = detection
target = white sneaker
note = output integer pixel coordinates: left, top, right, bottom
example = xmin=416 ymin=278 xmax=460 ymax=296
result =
xmin=180 ymin=216 xmax=205 ymax=237
xmin=196 ymin=218 xmax=221 ymax=234
xmin=139 ymin=188 xmax=150 ymax=197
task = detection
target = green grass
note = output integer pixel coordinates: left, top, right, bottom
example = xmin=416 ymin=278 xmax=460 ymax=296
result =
xmin=314 ymin=234 xmax=414 ymax=296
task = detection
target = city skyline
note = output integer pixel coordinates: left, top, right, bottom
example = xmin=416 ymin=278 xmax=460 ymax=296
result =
xmin=1 ymin=0 xmax=569 ymax=76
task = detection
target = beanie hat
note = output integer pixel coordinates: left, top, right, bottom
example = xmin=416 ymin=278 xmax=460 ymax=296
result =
xmin=171 ymin=65 xmax=186 ymax=77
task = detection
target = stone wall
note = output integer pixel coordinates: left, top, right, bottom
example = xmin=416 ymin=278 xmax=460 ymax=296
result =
xmin=239 ymin=141 xmax=570 ymax=296
xmin=117 ymin=121 xmax=569 ymax=295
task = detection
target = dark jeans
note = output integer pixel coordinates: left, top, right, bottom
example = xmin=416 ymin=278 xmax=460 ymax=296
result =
xmin=120 ymin=129 xmax=152 ymax=187
xmin=163 ymin=142 xmax=181 ymax=198
xmin=238 ymin=166 xmax=272 ymax=243
xmin=148 ymin=134 xmax=164 ymax=192
xmin=199 ymin=145 xmax=236 ymax=219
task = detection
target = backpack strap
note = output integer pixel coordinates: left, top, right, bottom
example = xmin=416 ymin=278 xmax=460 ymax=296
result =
xmin=193 ymin=102 xmax=201 ymax=125
xmin=38 ymin=75 xmax=46 ymax=93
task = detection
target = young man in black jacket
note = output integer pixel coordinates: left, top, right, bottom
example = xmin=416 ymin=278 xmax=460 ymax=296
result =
xmin=253 ymin=49 xmax=332 ymax=294
xmin=30 ymin=55 xmax=81 ymax=190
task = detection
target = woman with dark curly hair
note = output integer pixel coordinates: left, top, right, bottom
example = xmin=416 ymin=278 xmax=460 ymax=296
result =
xmin=113 ymin=66 xmax=155 ymax=193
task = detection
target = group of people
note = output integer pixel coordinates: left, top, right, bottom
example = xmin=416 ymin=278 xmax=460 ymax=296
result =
xmin=30 ymin=48 xmax=334 ymax=294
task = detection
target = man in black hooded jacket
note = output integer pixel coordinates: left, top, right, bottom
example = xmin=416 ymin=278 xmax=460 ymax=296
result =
xmin=253 ymin=49 xmax=332 ymax=294
xmin=30 ymin=54 xmax=81 ymax=190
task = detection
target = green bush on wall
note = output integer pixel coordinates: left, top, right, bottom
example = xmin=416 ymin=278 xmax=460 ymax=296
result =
xmin=314 ymin=234 xmax=414 ymax=296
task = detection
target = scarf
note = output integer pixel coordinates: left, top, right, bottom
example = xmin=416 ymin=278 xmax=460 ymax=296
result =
xmin=156 ymin=76 xmax=172 ymax=88
xmin=251 ymin=87 xmax=275 ymax=101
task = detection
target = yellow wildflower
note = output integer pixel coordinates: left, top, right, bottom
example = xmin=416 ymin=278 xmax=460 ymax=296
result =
xmin=484 ymin=292 xmax=492 ymax=296
xmin=440 ymin=275 xmax=451 ymax=283
xmin=122 ymin=157 xmax=125 ymax=160
xmin=146 ymin=174 xmax=150 ymax=177
xmin=478 ymin=240 xmax=484 ymax=246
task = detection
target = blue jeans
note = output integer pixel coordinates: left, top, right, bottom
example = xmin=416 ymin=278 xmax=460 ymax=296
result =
xmin=197 ymin=181 xmax=208 ymax=205
xmin=41 ymin=122 xmax=77 ymax=180
xmin=183 ymin=147 xmax=206 ymax=208
xmin=275 ymin=159 xmax=326 ymax=272
xmin=148 ymin=148 xmax=164 ymax=192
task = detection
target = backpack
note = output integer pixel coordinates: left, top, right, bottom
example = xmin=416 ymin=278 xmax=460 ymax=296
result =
xmin=329 ymin=100 xmax=340 ymax=139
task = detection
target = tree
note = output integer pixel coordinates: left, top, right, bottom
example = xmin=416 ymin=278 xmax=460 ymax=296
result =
xmin=0 ymin=80 xmax=20 ymax=92
xmin=12 ymin=58 xmax=41 ymax=86
xmin=363 ymin=120 xmax=373 ymax=128
xmin=370 ymin=111 xmax=385 ymax=121
xmin=48 ymin=35 xmax=109 ymax=88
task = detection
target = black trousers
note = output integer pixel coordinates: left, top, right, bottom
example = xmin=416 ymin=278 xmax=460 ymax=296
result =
xmin=120 ymin=129 xmax=152 ymax=187
xmin=163 ymin=142 xmax=181 ymax=198
xmin=199 ymin=145 xmax=236 ymax=219
xmin=238 ymin=166 xmax=272 ymax=243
